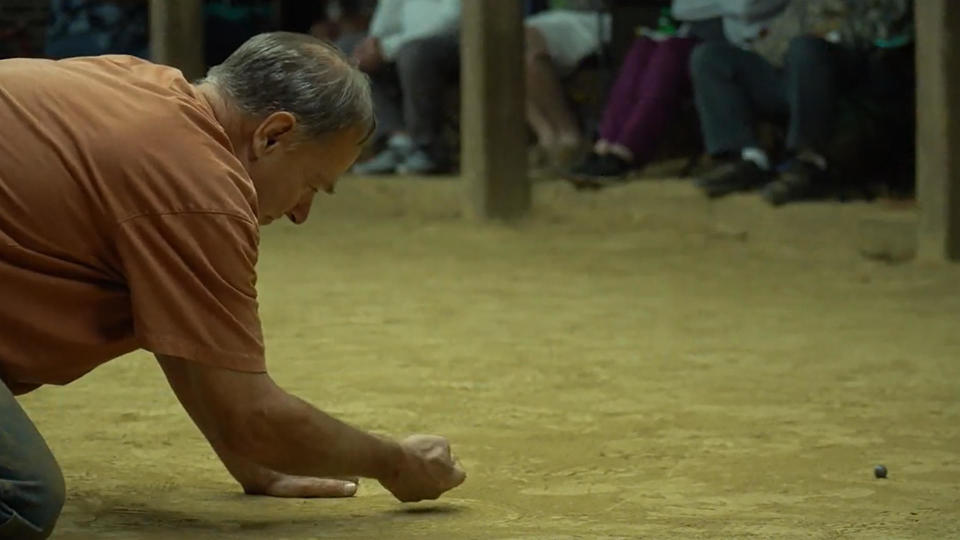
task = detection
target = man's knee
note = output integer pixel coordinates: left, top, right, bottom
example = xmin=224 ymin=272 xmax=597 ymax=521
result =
xmin=689 ymin=42 xmax=738 ymax=82
xmin=36 ymin=465 xmax=66 ymax=536
xmin=1 ymin=462 xmax=66 ymax=539
xmin=785 ymin=35 xmax=831 ymax=67
xmin=395 ymin=36 xmax=457 ymax=77
xmin=524 ymin=27 xmax=550 ymax=66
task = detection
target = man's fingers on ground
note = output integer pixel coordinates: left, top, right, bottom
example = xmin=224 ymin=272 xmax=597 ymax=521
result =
xmin=334 ymin=476 xmax=360 ymax=484
xmin=266 ymin=477 xmax=359 ymax=498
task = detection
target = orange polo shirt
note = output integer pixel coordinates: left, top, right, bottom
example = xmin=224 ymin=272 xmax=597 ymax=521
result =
xmin=0 ymin=55 xmax=266 ymax=393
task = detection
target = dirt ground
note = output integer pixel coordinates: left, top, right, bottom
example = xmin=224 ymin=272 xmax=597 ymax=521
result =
xmin=21 ymin=174 xmax=960 ymax=539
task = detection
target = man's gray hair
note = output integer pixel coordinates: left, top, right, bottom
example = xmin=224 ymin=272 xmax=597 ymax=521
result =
xmin=203 ymin=32 xmax=374 ymax=141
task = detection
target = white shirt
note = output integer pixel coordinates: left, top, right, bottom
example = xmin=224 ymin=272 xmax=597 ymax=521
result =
xmin=368 ymin=0 xmax=461 ymax=61
xmin=672 ymin=0 xmax=791 ymax=49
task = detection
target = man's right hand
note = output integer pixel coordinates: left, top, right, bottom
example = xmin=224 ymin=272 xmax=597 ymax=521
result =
xmin=380 ymin=435 xmax=467 ymax=503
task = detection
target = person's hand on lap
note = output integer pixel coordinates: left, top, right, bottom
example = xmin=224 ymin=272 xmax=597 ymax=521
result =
xmin=353 ymin=37 xmax=384 ymax=72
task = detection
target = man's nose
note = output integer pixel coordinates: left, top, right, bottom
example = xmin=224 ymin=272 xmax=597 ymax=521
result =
xmin=287 ymin=194 xmax=314 ymax=225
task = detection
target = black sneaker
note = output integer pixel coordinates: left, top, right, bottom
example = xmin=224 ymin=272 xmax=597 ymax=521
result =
xmin=696 ymin=159 xmax=772 ymax=198
xmin=566 ymin=153 xmax=631 ymax=190
xmin=569 ymin=152 xmax=602 ymax=177
xmin=763 ymin=159 xmax=828 ymax=206
xmin=573 ymin=154 xmax=630 ymax=178
xmin=592 ymin=154 xmax=631 ymax=178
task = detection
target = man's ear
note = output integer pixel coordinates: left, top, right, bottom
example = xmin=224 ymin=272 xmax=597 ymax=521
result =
xmin=251 ymin=111 xmax=297 ymax=159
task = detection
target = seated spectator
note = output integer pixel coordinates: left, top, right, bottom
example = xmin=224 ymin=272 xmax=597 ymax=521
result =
xmin=691 ymin=0 xmax=913 ymax=205
xmin=567 ymin=0 xmax=732 ymax=182
xmin=352 ymin=0 xmax=461 ymax=175
xmin=524 ymin=0 xmax=611 ymax=168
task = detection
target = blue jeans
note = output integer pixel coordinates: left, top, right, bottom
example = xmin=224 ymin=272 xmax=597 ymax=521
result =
xmin=0 ymin=381 xmax=64 ymax=539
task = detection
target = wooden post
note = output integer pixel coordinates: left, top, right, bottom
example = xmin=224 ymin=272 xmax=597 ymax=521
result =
xmin=916 ymin=0 xmax=960 ymax=261
xmin=150 ymin=0 xmax=205 ymax=81
xmin=460 ymin=0 xmax=529 ymax=220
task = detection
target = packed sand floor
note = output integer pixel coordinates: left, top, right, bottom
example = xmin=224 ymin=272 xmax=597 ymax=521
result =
xmin=23 ymin=174 xmax=960 ymax=539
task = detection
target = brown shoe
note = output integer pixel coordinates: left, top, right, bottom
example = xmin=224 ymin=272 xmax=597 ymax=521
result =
xmin=763 ymin=159 xmax=828 ymax=206
xmin=696 ymin=159 xmax=772 ymax=198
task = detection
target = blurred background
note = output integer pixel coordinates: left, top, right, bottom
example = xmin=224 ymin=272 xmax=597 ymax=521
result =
xmin=0 ymin=1 xmax=917 ymax=204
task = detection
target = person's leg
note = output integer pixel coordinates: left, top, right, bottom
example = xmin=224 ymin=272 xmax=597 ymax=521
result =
xmin=690 ymin=41 xmax=786 ymax=156
xmin=568 ymin=37 xmax=658 ymax=179
xmin=783 ymin=35 xmax=845 ymax=153
xmin=0 ymin=381 xmax=65 ymax=540
xmin=368 ymin=64 xmax=405 ymax=143
xmin=612 ymin=37 xmax=700 ymax=167
xmin=394 ymin=34 xmax=460 ymax=173
xmin=597 ymin=37 xmax=658 ymax=146
xmin=352 ymin=63 xmax=413 ymax=175
xmin=690 ymin=41 xmax=787 ymax=197
xmin=524 ymin=26 xmax=583 ymax=163
xmin=763 ymin=36 xmax=848 ymax=205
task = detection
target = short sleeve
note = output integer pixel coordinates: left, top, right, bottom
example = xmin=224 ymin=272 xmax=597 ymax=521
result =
xmin=114 ymin=212 xmax=265 ymax=372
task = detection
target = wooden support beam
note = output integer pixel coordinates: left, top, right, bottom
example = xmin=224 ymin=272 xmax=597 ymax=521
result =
xmin=460 ymin=0 xmax=529 ymax=220
xmin=150 ymin=0 xmax=205 ymax=81
xmin=916 ymin=0 xmax=960 ymax=261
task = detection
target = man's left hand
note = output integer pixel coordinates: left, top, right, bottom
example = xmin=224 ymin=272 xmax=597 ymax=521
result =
xmin=246 ymin=472 xmax=359 ymax=498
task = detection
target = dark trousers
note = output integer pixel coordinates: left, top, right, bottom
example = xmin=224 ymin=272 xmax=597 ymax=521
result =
xmin=0 ymin=381 xmax=64 ymax=539
xmin=368 ymin=34 xmax=460 ymax=158
xmin=690 ymin=36 xmax=856 ymax=156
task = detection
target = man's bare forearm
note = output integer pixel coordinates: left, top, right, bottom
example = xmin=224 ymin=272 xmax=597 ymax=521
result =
xmin=232 ymin=389 xmax=404 ymax=482
xmin=157 ymin=354 xmax=403 ymax=484
xmin=158 ymin=355 xmax=287 ymax=490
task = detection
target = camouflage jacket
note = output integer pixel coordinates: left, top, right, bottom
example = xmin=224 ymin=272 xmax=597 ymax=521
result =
xmin=815 ymin=0 xmax=914 ymax=48
xmin=753 ymin=0 xmax=913 ymax=66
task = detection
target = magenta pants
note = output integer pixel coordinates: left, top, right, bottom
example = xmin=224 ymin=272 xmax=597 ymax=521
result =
xmin=598 ymin=36 xmax=699 ymax=164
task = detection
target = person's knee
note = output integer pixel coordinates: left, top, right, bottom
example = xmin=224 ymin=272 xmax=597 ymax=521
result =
xmin=395 ymin=37 xmax=459 ymax=90
xmin=689 ymin=42 xmax=734 ymax=82
xmin=785 ymin=35 xmax=830 ymax=67
xmin=395 ymin=37 xmax=429 ymax=64
xmin=524 ymin=27 xmax=551 ymax=66
xmin=395 ymin=37 xmax=448 ymax=74
xmin=40 ymin=465 xmax=66 ymax=533
xmin=11 ymin=462 xmax=66 ymax=538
